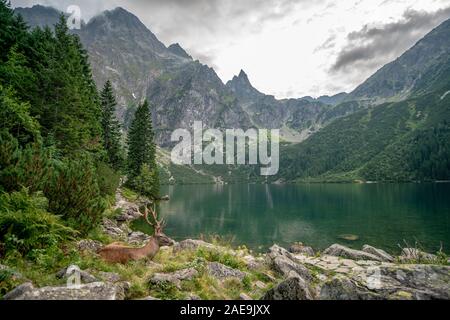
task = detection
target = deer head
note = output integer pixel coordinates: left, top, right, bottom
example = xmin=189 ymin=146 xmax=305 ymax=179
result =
xmin=142 ymin=203 xmax=174 ymax=247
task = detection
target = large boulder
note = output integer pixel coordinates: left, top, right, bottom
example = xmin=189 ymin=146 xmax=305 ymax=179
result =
xmin=149 ymin=268 xmax=199 ymax=289
xmin=289 ymin=243 xmax=315 ymax=256
xmin=320 ymin=276 xmax=381 ymax=300
xmin=3 ymin=282 xmax=34 ymax=300
xmin=10 ymin=282 xmax=126 ymax=300
xmin=362 ymin=245 xmax=394 ymax=262
xmin=323 ymin=244 xmax=382 ymax=262
xmin=127 ymin=231 xmax=151 ymax=245
xmin=262 ymin=277 xmax=314 ymax=300
xmin=266 ymin=245 xmax=311 ymax=281
xmin=206 ymin=262 xmax=246 ymax=281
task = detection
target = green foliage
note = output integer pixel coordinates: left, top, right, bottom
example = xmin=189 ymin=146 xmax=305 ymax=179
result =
xmin=128 ymin=164 xmax=160 ymax=198
xmin=44 ymin=157 xmax=107 ymax=235
xmin=0 ymin=85 xmax=40 ymax=145
xmin=127 ymin=100 xmax=160 ymax=198
xmin=0 ymin=189 xmax=76 ymax=256
xmin=275 ymin=92 xmax=450 ymax=182
xmin=100 ymin=80 xmax=125 ymax=171
xmin=96 ymin=161 xmax=121 ymax=197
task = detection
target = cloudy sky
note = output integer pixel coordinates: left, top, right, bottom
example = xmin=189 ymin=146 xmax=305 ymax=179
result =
xmin=11 ymin=0 xmax=450 ymax=98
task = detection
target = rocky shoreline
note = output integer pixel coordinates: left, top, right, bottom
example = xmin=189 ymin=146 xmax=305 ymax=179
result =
xmin=2 ymin=190 xmax=449 ymax=300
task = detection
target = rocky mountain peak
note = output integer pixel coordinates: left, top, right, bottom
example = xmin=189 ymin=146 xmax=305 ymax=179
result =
xmin=167 ymin=43 xmax=192 ymax=60
xmin=226 ymin=69 xmax=263 ymax=101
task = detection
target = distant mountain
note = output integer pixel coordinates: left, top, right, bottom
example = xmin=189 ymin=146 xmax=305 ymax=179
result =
xmin=347 ymin=18 xmax=450 ymax=105
xmin=15 ymin=5 xmax=331 ymax=145
xmin=14 ymin=5 xmax=62 ymax=29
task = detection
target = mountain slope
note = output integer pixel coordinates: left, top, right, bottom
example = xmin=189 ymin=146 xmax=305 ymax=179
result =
xmin=347 ymin=18 xmax=450 ymax=105
xmin=275 ymin=88 xmax=450 ymax=182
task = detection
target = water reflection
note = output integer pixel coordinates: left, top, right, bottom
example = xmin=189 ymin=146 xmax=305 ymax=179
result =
xmin=133 ymin=183 xmax=450 ymax=253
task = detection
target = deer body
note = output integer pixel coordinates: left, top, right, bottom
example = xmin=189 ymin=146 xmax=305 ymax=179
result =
xmin=98 ymin=204 xmax=173 ymax=264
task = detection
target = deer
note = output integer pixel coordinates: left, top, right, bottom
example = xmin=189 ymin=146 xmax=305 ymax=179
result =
xmin=98 ymin=203 xmax=174 ymax=264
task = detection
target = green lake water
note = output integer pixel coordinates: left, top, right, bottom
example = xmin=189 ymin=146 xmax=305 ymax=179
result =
xmin=132 ymin=183 xmax=450 ymax=254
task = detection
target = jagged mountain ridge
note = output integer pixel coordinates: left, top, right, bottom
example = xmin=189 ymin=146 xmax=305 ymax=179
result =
xmin=14 ymin=5 xmax=331 ymax=146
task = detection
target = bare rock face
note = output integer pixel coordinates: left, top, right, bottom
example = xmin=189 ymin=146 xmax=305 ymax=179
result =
xmin=320 ymin=276 xmax=381 ymax=300
xmin=262 ymin=277 xmax=314 ymax=300
xmin=206 ymin=262 xmax=246 ymax=281
xmin=149 ymin=268 xmax=199 ymax=289
xmin=323 ymin=244 xmax=383 ymax=262
xmin=10 ymin=282 xmax=126 ymax=300
xmin=362 ymin=245 xmax=394 ymax=262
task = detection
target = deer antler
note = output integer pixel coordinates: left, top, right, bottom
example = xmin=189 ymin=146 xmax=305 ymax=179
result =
xmin=142 ymin=203 xmax=164 ymax=235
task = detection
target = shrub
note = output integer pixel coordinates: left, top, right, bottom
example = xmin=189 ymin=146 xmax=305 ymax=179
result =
xmin=44 ymin=157 xmax=107 ymax=235
xmin=96 ymin=161 xmax=121 ymax=197
xmin=128 ymin=164 xmax=160 ymax=198
xmin=0 ymin=189 xmax=76 ymax=256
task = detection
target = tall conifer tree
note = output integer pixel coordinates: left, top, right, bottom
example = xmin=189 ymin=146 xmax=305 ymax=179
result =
xmin=100 ymin=80 xmax=124 ymax=170
xmin=127 ymin=100 xmax=159 ymax=197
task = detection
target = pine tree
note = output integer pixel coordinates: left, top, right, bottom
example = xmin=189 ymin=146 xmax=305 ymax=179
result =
xmin=127 ymin=100 xmax=159 ymax=197
xmin=100 ymin=80 xmax=124 ymax=170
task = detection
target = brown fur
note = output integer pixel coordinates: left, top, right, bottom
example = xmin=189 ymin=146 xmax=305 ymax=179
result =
xmin=98 ymin=234 xmax=173 ymax=264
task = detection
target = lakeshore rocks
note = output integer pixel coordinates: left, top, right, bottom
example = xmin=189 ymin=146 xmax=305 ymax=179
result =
xmin=362 ymin=245 xmax=394 ymax=262
xmin=127 ymin=231 xmax=151 ymax=244
xmin=150 ymin=268 xmax=199 ymax=289
xmin=207 ymin=262 xmax=246 ymax=280
xmin=10 ymin=282 xmax=127 ymax=300
xmin=323 ymin=244 xmax=383 ymax=262
xmin=56 ymin=265 xmax=98 ymax=284
xmin=98 ymin=272 xmax=122 ymax=283
xmin=320 ymin=276 xmax=380 ymax=300
xmin=400 ymin=248 xmax=438 ymax=263
xmin=3 ymin=282 xmax=34 ymax=300
xmin=101 ymin=218 xmax=128 ymax=239
xmin=289 ymin=243 xmax=315 ymax=256
xmin=173 ymin=239 xmax=218 ymax=253
xmin=262 ymin=277 xmax=314 ymax=300
xmin=267 ymin=245 xmax=312 ymax=281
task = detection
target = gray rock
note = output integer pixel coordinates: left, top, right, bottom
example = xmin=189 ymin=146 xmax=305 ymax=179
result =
xmin=266 ymin=245 xmax=312 ymax=281
xmin=3 ymin=282 xmax=34 ymax=300
xmin=323 ymin=244 xmax=382 ymax=262
xmin=150 ymin=268 xmax=199 ymax=289
xmin=320 ymin=276 xmax=381 ymax=300
xmin=76 ymin=240 xmax=103 ymax=253
xmin=11 ymin=282 xmax=125 ymax=300
xmin=400 ymin=248 xmax=438 ymax=263
xmin=289 ymin=243 xmax=315 ymax=256
xmin=56 ymin=265 xmax=98 ymax=284
xmin=207 ymin=262 xmax=246 ymax=281
xmin=98 ymin=272 xmax=122 ymax=283
xmin=272 ymin=256 xmax=312 ymax=281
xmin=101 ymin=218 xmax=127 ymax=238
xmin=262 ymin=277 xmax=314 ymax=300
xmin=173 ymin=239 xmax=217 ymax=253
xmin=362 ymin=245 xmax=394 ymax=262
xmin=127 ymin=231 xmax=150 ymax=244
